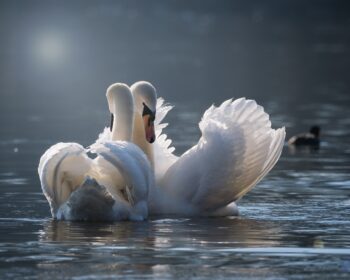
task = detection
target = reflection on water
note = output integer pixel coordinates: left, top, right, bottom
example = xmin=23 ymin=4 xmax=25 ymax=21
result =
xmin=39 ymin=218 xmax=281 ymax=247
xmin=0 ymin=214 xmax=349 ymax=278
xmin=287 ymin=144 xmax=320 ymax=155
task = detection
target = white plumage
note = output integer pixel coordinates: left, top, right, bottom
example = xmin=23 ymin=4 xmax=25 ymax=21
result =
xmin=152 ymin=98 xmax=177 ymax=181
xmin=151 ymin=98 xmax=285 ymax=215
xmin=40 ymin=80 xmax=285 ymax=220
xmin=38 ymin=141 xmax=152 ymax=221
xmin=99 ymin=82 xmax=285 ymax=217
xmin=130 ymin=82 xmax=286 ymax=216
xmin=38 ymin=84 xmax=153 ymax=221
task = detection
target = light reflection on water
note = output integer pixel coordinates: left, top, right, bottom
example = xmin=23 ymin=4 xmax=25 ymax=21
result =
xmin=0 ymin=111 xmax=350 ymax=279
xmin=0 ymin=215 xmax=349 ymax=279
xmin=1 ymin=90 xmax=350 ymax=278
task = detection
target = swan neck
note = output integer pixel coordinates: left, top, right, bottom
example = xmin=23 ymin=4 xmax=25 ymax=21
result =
xmin=132 ymin=112 xmax=154 ymax=167
xmin=111 ymin=99 xmax=134 ymax=142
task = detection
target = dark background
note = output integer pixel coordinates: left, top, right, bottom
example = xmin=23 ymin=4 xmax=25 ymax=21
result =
xmin=1 ymin=0 xmax=349 ymax=144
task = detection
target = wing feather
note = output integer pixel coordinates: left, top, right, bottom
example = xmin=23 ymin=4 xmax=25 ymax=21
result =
xmin=162 ymin=98 xmax=285 ymax=213
xmin=153 ymin=98 xmax=178 ymax=181
xmin=90 ymin=141 xmax=153 ymax=219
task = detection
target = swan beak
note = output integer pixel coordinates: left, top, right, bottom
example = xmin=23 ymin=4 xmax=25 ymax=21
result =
xmin=143 ymin=115 xmax=155 ymax=143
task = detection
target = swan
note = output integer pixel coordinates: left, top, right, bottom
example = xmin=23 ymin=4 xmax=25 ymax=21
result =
xmin=38 ymin=84 xmax=153 ymax=222
xmin=97 ymin=82 xmax=285 ymax=216
xmin=129 ymin=81 xmax=286 ymax=216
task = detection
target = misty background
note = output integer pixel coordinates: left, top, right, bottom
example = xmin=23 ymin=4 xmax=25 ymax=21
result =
xmin=0 ymin=0 xmax=349 ymax=149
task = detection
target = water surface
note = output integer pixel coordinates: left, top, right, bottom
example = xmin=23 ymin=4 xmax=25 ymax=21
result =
xmin=1 ymin=97 xmax=350 ymax=279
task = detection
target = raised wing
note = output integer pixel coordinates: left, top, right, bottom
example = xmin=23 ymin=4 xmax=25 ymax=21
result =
xmin=161 ymin=98 xmax=285 ymax=213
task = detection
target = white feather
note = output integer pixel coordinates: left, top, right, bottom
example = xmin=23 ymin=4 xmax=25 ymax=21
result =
xmin=150 ymin=97 xmax=285 ymax=215
xmin=38 ymin=140 xmax=152 ymax=221
xmin=153 ymin=98 xmax=178 ymax=182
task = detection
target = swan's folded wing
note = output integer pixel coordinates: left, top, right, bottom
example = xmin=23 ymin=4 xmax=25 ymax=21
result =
xmin=153 ymin=98 xmax=178 ymax=181
xmin=90 ymin=141 xmax=152 ymax=216
xmin=162 ymin=98 xmax=285 ymax=212
xmin=38 ymin=143 xmax=91 ymax=217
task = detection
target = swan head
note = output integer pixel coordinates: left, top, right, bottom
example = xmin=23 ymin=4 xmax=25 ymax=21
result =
xmin=106 ymin=83 xmax=134 ymax=141
xmin=131 ymin=81 xmax=157 ymax=143
xmin=106 ymin=83 xmax=133 ymax=114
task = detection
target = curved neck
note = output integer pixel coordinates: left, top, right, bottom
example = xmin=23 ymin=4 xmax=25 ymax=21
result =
xmin=111 ymin=97 xmax=134 ymax=142
xmin=132 ymin=112 xmax=154 ymax=167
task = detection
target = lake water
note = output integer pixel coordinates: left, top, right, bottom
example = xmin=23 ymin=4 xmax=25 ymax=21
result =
xmin=1 ymin=95 xmax=350 ymax=279
xmin=1 ymin=1 xmax=350 ymax=279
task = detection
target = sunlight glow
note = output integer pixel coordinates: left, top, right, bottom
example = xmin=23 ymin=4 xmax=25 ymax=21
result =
xmin=35 ymin=34 xmax=66 ymax=64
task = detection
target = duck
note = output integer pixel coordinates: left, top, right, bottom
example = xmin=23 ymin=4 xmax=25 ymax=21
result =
xmin=100 ymin=81 xmax=285 ymax=217
xmin=288 ymin=126 xmax=320 ymax=147
xmin=38 ymin=84 xmax=153 ymax=221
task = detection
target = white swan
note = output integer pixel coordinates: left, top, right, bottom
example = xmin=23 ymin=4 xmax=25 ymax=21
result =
xmin=38 ymin=84 xmax=153 ymax=221
xmin=129 ymin=81 xmax=286 ymax=216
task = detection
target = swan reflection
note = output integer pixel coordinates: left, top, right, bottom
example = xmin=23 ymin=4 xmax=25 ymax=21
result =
xmin=39 ymin=217 xmax=282 ymax=249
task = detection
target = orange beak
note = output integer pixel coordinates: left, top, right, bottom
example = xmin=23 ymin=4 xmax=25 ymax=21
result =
xmin=143 ymin=115 xmax=156 ymax=143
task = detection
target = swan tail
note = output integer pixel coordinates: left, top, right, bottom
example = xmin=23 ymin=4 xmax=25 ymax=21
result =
xmin=154 ymin=98 xmax=178 ymax=182
xmin=38 ymin=143 xmax=91 ymax=218
xmin=163 ymin=98 xmax=285 ymax=213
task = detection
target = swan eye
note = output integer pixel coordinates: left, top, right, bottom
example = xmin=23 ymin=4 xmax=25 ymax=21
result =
xmin=142 ymin=103 xmax=156 ymax=123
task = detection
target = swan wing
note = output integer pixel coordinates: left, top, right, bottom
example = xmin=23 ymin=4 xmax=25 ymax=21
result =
xmin=162 ymin=98 xmax=285 ymax=213
xmin=95 ymin=127 xmax=112 ymax=144
xmin=38 ymin=143 xmax=91 ymax=218
xmin=153 ymin=97 xmax=178 ymax=181
xmin=90 ymin=141 xmax=153 ymax=220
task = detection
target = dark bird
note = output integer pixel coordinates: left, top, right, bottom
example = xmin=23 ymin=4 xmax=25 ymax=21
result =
xmin=288 ymin=126 xmax=320 ymax=147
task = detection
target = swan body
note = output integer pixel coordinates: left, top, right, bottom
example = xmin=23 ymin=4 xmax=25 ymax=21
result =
xmin=97 ymin=81 xmax=285 ymax=217
xmin=129 ymin=82 xmax=286 ymax=216
xmin=38 ymin=84 xmax=153 ymax=221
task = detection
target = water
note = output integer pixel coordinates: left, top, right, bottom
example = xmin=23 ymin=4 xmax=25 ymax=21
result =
xmin=1 ymin=97 xmax=350 ymax=279
xmin=1 ymin=1 xmax=350 ymax=279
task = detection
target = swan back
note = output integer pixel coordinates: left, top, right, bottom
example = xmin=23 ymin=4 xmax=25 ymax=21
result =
xmin=38 ymin=143 xmax=91 ymax=218
xmin=39 ymin=140 xmax=153 ymax=221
